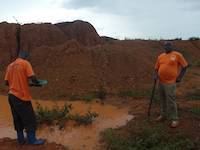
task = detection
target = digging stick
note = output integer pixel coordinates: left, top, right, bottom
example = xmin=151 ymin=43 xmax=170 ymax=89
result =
xmin=13 ymin=17 xmax=21 ymax=57
xmin=148 ymin=79 xmax=157 ymax=117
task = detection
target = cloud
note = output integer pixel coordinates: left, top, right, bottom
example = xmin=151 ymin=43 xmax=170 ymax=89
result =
xmin=63 ymin=0 xmax=99 ymax=9
xmin=174 ymin=0 xmax=200 ymax=12
xmin=63 ymin=0 xmax=200 ymax=15
xmin=60 ymin=0 xmax=200 ymax=39
xmin=62 ymin=0 xmax=144 ymax=16
xmin=1 ymin=0 xmax=199 ymax=39
xmin=182 ymin=3 xmax=200 ymax=12
xmin=62 ymin=0 xmax=117 ymax=10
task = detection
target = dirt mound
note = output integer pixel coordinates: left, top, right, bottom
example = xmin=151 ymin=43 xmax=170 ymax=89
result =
xmin=20 ymin=40 xmax=200 ymax=99
xmin=26 ymin=40 xmax=163 ymax=99
xmin=0 ymin=21 xmax=200 ymax=99
xmin=56 ymin=20 xmax=101 ymax=46
xmin=0 ymin=138 xmax=67 ymax=150
xmin=21 ymin=23 xmax=67 ymax=51
xmin=0 ymin=22 xmax=17 ymax=64
xmin=0 ymin=20 xmax=101 ymax=58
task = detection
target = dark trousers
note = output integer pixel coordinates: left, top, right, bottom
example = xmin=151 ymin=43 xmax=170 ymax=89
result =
xmin=8 ymin=94 xmax=36 ymax=132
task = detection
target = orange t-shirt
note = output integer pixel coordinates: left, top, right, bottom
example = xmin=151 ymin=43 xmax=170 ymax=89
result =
xmin=5 ymin=58 xmax=34 ymax=101
xmin=155 ymin=51 xmax=188 ymax=84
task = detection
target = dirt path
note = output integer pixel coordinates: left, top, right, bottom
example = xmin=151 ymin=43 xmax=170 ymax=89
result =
xmin=0 ymin=138 xmax=67 ymax=150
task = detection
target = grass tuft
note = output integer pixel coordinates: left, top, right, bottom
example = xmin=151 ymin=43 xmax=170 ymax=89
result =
xmin=71 ymin=111 xmax=98 ymax=125
xmin=190 ymin=107 xmax=200 ymax=117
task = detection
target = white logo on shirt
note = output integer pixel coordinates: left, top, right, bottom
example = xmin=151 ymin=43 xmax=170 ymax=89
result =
xmin=170 ymin=55 xmax=176 ymax=61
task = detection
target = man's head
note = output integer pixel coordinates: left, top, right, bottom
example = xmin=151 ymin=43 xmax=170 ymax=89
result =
xmin=18 ymin=51 xmax=29 ymax=59
xmin=164 ymin=41 xmax=173 ymax=53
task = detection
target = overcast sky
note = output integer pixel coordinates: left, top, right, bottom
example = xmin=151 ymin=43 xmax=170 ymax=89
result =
xmin=0 ymin=0 xmax=200 ymax=39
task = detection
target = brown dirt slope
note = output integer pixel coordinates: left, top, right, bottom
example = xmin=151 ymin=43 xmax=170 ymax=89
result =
xmin=56 ymin=20 xmax=101 ymax=46
xmin=0 ymin=20 xmax=101 ymax=60
xmin=0 ymin=21 xmax=200 ymax=99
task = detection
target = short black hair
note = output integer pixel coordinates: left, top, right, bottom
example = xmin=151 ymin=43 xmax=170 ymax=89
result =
xmin=18 ymin=51 xmax=29 ymax=59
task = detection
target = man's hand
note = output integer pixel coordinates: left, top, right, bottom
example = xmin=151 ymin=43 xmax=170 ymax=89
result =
xmin=176 ymin=67 xmax=187 ymax=83
xmin=176 ymin=77 xmax=182 ymax=83
xmin=29 ymin=82 xmax=42 ymax=87
xmin=29 ymin=75 xmax=41 ymax=87
xmin=5 ymin=80 xmax=9 ymax=86
xmin=153 ymin=70 xmax=158 ymax=81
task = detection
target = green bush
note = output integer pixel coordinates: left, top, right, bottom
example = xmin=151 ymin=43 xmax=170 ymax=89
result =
xmin=71 ymin=111 xmax=98 ymax=125
xmin=35 ymin=103 xmax=72 ymax=125
xmin=83 ymin=87 xmax=107 ymax=102
xmin=35 ymin=103 xmax=98 ymax=129
xmin=94 ymin=86 xmax=107 ymax=100
xmin=102 ymin=128 xmax=133 ymax=150
xmin=190 ymin=107 xmax=200 ymax=117
xmin=189 ymin=37 xmax=200 ymax=41
xmin=102 ymin=123 xmax=200 ymax=150
xmin=83 ymin=93 xmax=96 ymax=102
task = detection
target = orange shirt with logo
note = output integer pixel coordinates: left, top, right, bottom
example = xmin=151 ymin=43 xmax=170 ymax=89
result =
xmin=5 ymin=58 xmax=34 ymax=101
xmin=155 ymin=51 xmax=188 ymax=84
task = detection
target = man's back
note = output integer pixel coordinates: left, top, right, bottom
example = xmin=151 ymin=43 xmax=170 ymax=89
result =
xmin=5 ymin=58 xmax=34 ymax=101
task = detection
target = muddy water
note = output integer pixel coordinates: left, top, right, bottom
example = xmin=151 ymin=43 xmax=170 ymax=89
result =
xmin=0 ymin=95 xmax=134 ymax=150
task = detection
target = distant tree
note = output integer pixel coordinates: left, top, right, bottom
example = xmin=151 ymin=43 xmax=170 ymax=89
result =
xmin=189 ymin=37 xmax=200 ymax=41
xmin=174 ymin=38 xmax=182 ymax=41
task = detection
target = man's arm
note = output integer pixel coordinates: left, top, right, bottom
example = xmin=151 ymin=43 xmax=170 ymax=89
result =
xmin=5 ymin=80 xmax=9 ymax=86
xmin=29 ymin=75 xmax=41 ymax=86
xmin=176 ymin=52 xmax=188 ymax=83
xmin=176 ymin=67 xmax=187 ymax=82
xmin=153 ymin=69 xmax=159 ymax=81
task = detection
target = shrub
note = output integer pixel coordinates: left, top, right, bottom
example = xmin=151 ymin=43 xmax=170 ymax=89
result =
xmin=83 ymin=93 xmax=96 ymax=102
xmin=83 ymin=87 xmax=107 ymax=102
xmin=190 ymin=107 xmax=200 ymax=117
xmin=35 ymin=103 xmax=72 ymax=125
xmin=35 ymin=103 xmax=98 ymax=129
xmin=71 ymin=111 xmax=98 ymax=125
xmin=189 ymin=37 xmax=200 ymax=41
xmin=94 ymin=86 xmax=107 ymax=100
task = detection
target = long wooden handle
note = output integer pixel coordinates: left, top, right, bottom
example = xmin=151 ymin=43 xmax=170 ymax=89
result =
xmin=148 ymin=79 xmax=157 ymax=117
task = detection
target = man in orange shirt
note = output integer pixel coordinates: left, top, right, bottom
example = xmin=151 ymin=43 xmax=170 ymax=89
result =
xmin=154 ymin=42 xmax=188 ymax=128
xmin=5 ymin=51 xmax=45 ymax=145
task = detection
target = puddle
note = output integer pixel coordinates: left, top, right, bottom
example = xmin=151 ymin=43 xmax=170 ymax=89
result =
xmin=0 ymin=95 xmax=134 ymax=150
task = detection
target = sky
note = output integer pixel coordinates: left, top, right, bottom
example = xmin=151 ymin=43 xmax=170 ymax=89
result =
xmin=0 ymin=0 xmax=200 ymax=39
